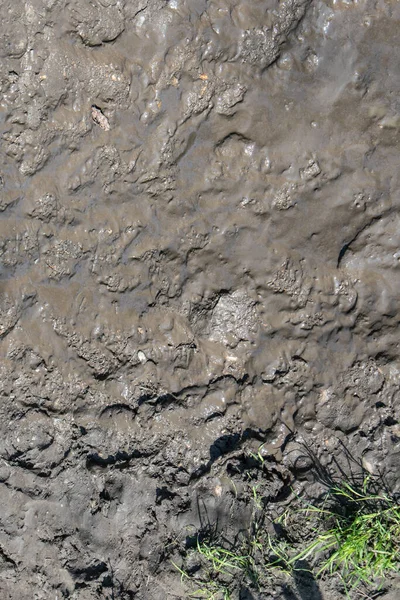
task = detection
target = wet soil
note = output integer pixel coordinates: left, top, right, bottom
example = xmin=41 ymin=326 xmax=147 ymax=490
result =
xmin=0 ymin=0 xmax=399 ymax=599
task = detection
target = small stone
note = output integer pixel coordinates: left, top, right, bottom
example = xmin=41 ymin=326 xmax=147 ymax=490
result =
xmin=91 ymin=105 xmax=110 ymax=131
xmin=300 ymin=159 xmax=321 ymax=180
xmin=138 ymin=351 xmax=147 ymax=364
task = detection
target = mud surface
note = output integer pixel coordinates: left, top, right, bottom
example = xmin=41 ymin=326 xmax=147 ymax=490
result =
xmin=0 ymin=1 xmax=400 ymax=598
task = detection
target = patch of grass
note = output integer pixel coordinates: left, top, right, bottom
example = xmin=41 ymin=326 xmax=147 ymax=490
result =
xmin=287 ymin=478 xmax=400 ymax=594
xmin=173 ymin=519 xmax=290 ymax=599
xmin=190 ymin=582 xmax=232 ymax=600
xmin=189 ymin=536 xmax=260 ymax=599
xmin=173 ymin=441 xmax=400 ymax=600
xmin=195 ymin=539 xmax=256 ymax=578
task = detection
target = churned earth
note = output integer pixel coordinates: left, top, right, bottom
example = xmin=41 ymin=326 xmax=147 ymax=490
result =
xmin=0 ymin=0 xmax=399 ymax=598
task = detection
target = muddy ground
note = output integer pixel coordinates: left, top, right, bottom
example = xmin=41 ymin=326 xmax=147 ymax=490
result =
xmin=0 ymin=0 xmax=399 ymax=598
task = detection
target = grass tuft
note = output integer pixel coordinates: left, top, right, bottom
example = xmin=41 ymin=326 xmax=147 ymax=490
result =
xmin=287 ymin=478 xmax=400 ymax=593
xmin=172 ymin=446 xmax=400 ymax=600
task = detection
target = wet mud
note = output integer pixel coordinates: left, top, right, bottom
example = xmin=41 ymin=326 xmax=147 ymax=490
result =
xmin=0 ymin=0 xmax=399 ymax=598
